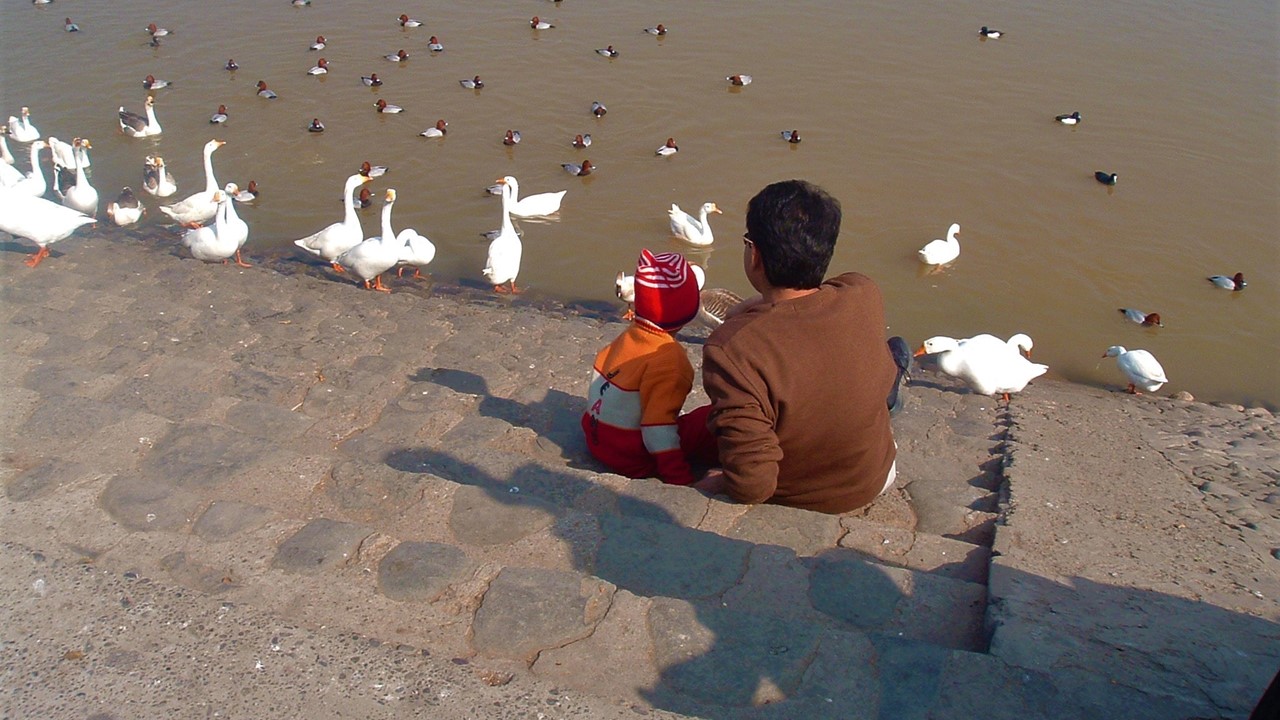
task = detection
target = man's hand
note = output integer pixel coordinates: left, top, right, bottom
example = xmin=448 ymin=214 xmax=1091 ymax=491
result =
xmin=693 ymin=468 xmax=728 ymax=496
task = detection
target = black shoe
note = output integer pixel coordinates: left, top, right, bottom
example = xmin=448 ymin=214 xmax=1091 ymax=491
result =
xmin=886 ymin=336 xmax=911 ymax=415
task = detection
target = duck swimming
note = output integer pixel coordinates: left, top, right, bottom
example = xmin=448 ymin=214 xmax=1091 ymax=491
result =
xmin=1207 ymin=272 xmax=1246 ymax=291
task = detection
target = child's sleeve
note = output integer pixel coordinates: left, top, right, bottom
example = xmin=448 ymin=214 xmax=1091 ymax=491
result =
xmin=638 ymin=347 xmax=696 ymax=485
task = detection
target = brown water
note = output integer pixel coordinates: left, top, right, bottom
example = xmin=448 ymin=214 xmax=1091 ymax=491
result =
xmin=2 ymin=1 xmax=1276 ymax=407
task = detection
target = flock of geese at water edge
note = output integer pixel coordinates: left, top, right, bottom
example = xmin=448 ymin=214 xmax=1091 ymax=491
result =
xmin=0 ymin=6 xmax=1252 ymax=403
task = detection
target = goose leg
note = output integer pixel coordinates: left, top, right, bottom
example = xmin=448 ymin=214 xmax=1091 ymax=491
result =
xmin=24 ymin=246 xmax=50 ymax=267
xmin=371 ymin=275 xmax=391 ymax=293
xmin=234 ymin=250 xmax=252 ymax=268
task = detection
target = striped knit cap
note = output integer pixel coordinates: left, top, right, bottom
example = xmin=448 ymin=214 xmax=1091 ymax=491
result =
xmin=633 ymin=249 xmax=699 ymax=331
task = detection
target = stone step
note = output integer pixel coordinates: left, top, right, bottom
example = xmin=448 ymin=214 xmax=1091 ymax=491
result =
xmin=1 ymin=529 xmax=1192 ymax=720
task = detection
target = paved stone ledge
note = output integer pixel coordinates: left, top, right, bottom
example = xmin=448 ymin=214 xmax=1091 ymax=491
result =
xmin=2 ymin=235 xmax=1274 ymax=718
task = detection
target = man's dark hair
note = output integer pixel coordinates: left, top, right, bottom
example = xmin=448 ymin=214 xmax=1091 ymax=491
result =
xmin=745 ymin=179 xmax=841 ymax=289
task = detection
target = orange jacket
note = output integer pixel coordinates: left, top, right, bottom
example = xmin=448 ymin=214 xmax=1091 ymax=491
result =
xmin=582 ymin=323 xmax=695 ymax=485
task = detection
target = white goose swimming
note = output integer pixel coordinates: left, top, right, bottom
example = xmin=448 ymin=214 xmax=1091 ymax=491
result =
xmin=53 ymin=139 xmax=97 ymax=216
xmin=918 ymin=222 xmax=961 ymax=266
xmin=335 ymin=188 xmax=403 ymax=291
xmin=0 ymin=134 xmax=24 ymax=187
xmin=7 ymin=107 xmax=40 ymax=143
xmin=48 ymin=136 xmax=91 ymax=170
xmin=0 ymin=187 xmax=96 ymax=267
xmin=915 ymin=333 xmax=1048 ymax=401
xmin=181 ymin=191 xmax=239 ymax=264
xmin=159 ymin=139 xmax=224 ymax=225
xmin=484 ymin=178 xmax=522 ymax=293
xmin=668 ymin=202 xmax=721 ymax=246
xmin=107 ymin=187 xmax=145 ymax=226
xmin=1 ymin=130 xmax=14 ymax=165
xmin=119 ymin=96 xmax=162 ymax=137
xmin=1102 ymin=345 xmax=1168 ymax=394
xmin=143 ymin=155 xmax=178 ymax=197
xmin=501 ymin=175 xmax=566 ymax=217
xmin=293 ymin=173 xmax=374 ymax=268
xmin=8 ymin=140 xmax=49 ymax=198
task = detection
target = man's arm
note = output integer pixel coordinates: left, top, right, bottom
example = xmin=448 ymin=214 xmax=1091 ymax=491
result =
xmin=702 ymin=344 xmax=782 ymax=504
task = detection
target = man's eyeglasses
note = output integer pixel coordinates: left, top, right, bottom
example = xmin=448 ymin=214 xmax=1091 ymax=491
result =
xmin=742 ymin=233 xmax=753 ymax=247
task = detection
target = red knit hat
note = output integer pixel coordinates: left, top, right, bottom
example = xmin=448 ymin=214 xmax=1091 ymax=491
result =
xmin=633 ymin=249 xmax=700 ymax=331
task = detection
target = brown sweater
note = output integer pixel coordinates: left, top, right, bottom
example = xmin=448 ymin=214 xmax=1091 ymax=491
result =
xmin=702 ymin=272 xmax=897 ymax=513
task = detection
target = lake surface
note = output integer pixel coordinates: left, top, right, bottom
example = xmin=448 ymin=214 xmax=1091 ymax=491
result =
xmin=2 ymin=0 xmax=1276 ymax=407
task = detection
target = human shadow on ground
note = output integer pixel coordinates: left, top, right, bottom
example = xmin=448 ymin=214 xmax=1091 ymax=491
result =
xmin=382 ymin=370 xmax=1280 ymax=718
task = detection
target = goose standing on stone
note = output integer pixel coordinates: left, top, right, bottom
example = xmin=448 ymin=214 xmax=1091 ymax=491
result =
xmin=615 ymin=271 xmax=635 ymax=319
xmin=1102 ymin=345 xmax=1167 ymax=394
xmin=335 ymin=188 xmax=403 ymax=291
xmin=668 ymin=202 xmax=721 ymax=246
xmin=107 ymin=187 xmax=145 ymax=226
xmin=293 ymin=173 xmax=374 ymax=269
xmin=0 ymin=190 xmax=95 ymax=267
xmin=392 ymin=192 xmax=436 ymax=279
xmin=484 ymin=178 xmax=522 ymax=293
xmin=181 ymin=191 xmax=240 ymax=264
xmin=219 ymin=183 xmax=251 ymax=267
xmin=914 ymin=334 xmax=1048 ymax=402
xmin=159 ymin=139 xmax=224 ymax=225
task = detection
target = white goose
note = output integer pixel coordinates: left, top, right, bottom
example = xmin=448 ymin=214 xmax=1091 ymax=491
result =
xmin=54 ymin=139 xmax=97 ymax=216
xmin=669 ymin=202 xmax=721 ymax=246
xmin=159 ymin=139 xmax=224 ymax=225
xmin=918 ymin=222 xmax=961 ymax=266
xmin=484 ymin=179 xmax=522 ymax=293
xmin=501 ymin=175 xmax=566 ymax=217
xmin=293 ymin=173 xmax=374 ymax=268
xmin=0 ymin=130 xmax=14 ymax=165
xmin=220 ymin=183 xmax=251 ymax=267
xmin=392 ymin=193 xmax=436 ymax=279
xmin=143 ymin=155 xmax=177 ymax=197
xmin=1102 ymin=346 xmax=1168 ymax=394
xmin=335 ymin=189 xmax=403 ymax=291
xmin=7 ymin=107 xmax=40 ymax=143
xmin=8 ymin=140 xmax=49 ymax=198
xmin=107 ymin=187 xmax=145 ymax=226
xmin=48 ymin=136 xmax=91 ymax=170
xmin=181 ymin=191 xmax=238 ymax=263
xmin=119 ymin=96 xmax=162 ymax=137
xmin=0 ymin=133 xmax=23 ymax=187
xmin=915 ymin=334 xmax=1048 ymax=401
xmin=615 ymin=271 xmax=635 ymax=318
xmin=0 ymin=187 xmax=95 ymax=267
